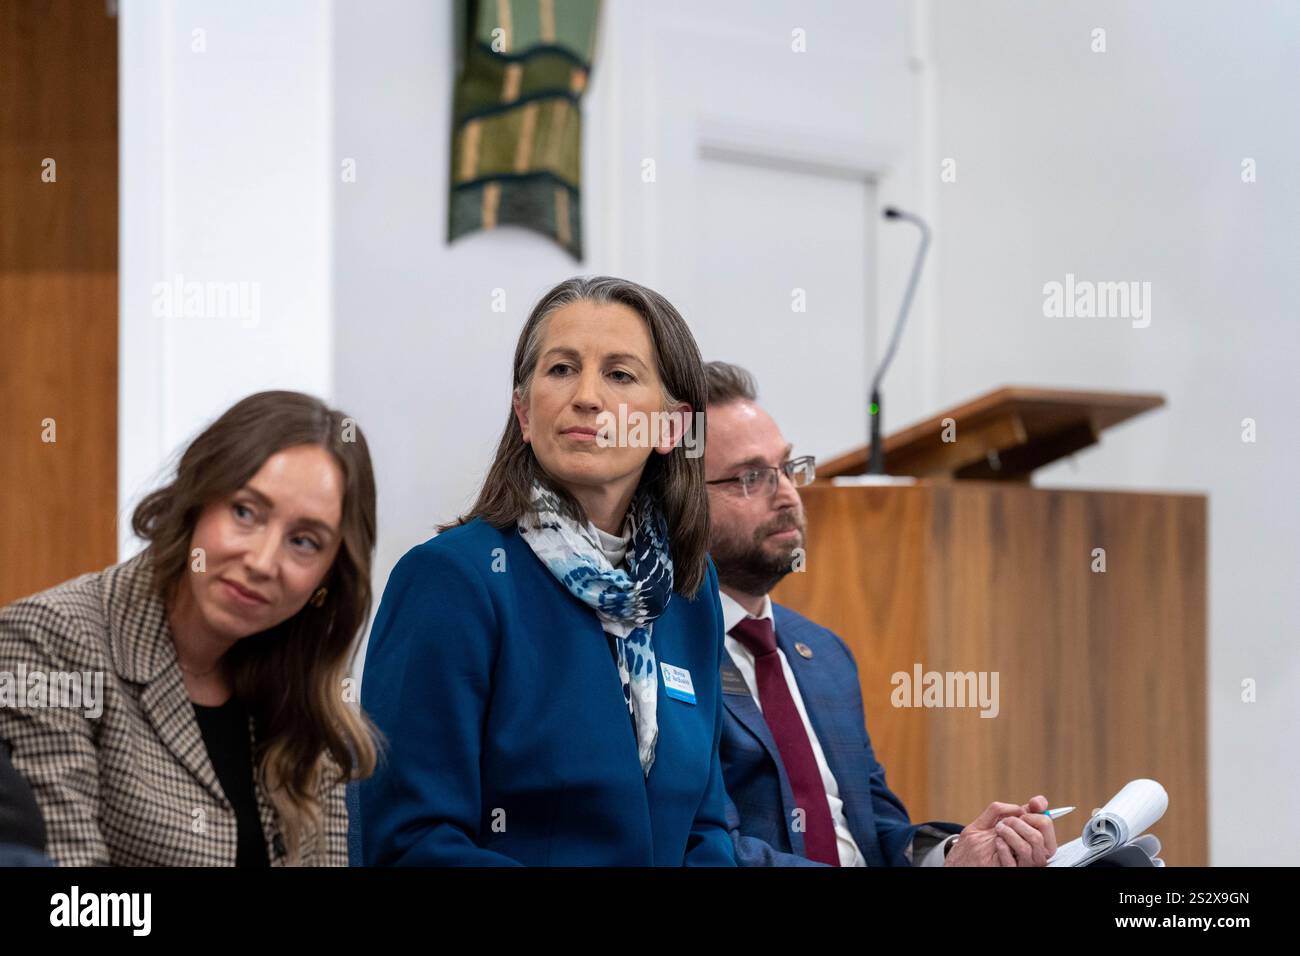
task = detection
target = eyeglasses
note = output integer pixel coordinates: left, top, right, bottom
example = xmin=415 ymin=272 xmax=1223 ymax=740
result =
xmin=706 ymin=456 xmax=816 ymax=498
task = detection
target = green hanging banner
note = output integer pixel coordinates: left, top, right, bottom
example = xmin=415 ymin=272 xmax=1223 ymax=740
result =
xmin=449 ymin=0 xmax=601 ymax=260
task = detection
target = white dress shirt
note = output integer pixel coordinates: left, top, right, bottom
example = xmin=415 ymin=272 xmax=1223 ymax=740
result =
xmin=719 ymin=591 xmax=954 ymax=867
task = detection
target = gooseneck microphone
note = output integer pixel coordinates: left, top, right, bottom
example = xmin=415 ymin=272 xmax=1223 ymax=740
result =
xmin=869 ymin=206 xmax=931 ymax=474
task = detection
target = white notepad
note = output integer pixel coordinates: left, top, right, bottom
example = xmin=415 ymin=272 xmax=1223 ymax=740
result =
xmin=1047 ymin=779 xmax=1168 ymax=867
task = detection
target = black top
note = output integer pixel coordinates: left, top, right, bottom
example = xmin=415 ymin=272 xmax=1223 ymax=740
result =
xmin=0 ymin=739 xmax=47 ymax=851
xmin=192 ymin=696 xmax=269 ymax=867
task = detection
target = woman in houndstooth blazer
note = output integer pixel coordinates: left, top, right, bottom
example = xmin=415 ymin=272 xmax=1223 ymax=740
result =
xmin=0 ymin=391 xmax=379 ymax=866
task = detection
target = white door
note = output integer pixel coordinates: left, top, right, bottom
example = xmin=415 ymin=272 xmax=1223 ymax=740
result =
xmin=586 ymin=0 xmax=923 ymax=461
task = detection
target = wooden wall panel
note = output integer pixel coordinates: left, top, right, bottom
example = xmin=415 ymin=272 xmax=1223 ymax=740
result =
xmin=0 ymin=1 xmax=118 ymax=604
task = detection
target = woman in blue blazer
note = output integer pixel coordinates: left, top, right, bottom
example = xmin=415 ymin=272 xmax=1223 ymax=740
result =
xmin=359 ymin=276 xmax=735 ymax=866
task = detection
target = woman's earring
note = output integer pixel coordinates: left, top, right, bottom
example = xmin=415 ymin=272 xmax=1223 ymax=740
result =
xmin=310 ymin=587 xmax=328 ymax=607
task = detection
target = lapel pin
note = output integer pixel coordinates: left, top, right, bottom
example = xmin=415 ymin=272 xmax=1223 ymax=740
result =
xmin=794 ymin=642 xmax=813 ymax=659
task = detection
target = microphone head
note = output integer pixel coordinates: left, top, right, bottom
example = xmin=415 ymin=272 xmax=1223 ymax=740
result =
xmin=883 ymin=207 xmax=902 ymax=219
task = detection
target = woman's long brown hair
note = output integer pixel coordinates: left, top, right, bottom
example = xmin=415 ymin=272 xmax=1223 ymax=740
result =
xmin=132 ymin=390 xmax=378 ymax=864
xmin=445 ymin=275 xmax=710 ymax=598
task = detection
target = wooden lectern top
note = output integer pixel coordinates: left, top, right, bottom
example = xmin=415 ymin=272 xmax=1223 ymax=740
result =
xmin=818 ymin=386 xmax=1165 ymax=482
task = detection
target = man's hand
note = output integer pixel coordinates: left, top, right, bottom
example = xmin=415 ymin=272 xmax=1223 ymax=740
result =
xmin=943 ymin=795 xmax=1058 ymax=867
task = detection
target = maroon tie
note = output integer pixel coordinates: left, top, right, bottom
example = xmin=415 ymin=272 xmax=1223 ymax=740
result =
xmin=729 ymin=617 xmax=840 ymax=866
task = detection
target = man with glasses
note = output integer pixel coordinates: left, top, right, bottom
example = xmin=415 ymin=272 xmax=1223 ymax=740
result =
xmin=703 ymin=361 xmax=1057 ymax=867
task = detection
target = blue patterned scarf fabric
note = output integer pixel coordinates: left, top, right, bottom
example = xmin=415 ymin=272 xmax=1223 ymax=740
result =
xmin=517 ymin=479 xmax=674 ymax=776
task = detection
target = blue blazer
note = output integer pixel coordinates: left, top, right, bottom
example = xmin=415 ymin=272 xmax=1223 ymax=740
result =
xmin=357 ymin=517 xmax=736 ymax=866
xmin=720 ymin=602 xmax=961 ymax=866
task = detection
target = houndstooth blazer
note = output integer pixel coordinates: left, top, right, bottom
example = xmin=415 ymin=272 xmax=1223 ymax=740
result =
xmin=0 ymin=551 xmax=348 ymax=866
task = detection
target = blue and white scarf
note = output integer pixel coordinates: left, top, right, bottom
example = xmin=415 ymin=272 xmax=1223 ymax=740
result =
xmin=517 ymin=480 xmax=674 ymax=776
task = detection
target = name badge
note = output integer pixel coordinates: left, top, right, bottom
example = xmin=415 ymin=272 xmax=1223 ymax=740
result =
xmin=660 ymin=663 xmax=696 ymax=705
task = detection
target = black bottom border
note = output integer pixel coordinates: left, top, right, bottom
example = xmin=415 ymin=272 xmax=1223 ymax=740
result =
xmin=0 ymin=865 xmax=1281 ymax=940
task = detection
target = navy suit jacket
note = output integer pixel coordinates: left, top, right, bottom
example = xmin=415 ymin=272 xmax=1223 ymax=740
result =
xmin=720 ymin=602 xmax=961 ymax=866
xmin=357 ymin=517 xmax=735 ymax=866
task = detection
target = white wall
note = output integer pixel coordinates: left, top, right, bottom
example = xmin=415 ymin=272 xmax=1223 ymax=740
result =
xmin=119 ymin=0 xmax=334 ymax=554
xmin=926 ymin=0 xmax=1300 ymax=863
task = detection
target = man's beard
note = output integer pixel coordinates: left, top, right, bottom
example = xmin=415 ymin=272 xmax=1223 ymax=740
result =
xmin=709 ymin=511 xmax=806 ymax=598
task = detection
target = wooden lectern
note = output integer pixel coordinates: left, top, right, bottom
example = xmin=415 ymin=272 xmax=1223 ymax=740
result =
xmin=770 ymin=387 xmax=1207 ymax=864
